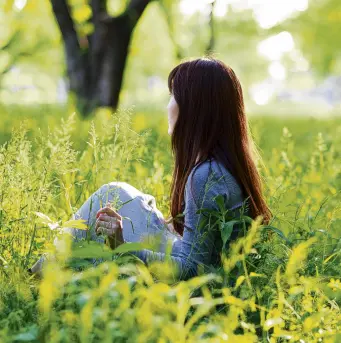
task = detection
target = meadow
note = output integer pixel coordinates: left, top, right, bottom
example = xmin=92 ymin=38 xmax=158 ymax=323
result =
xmin=0 ymin=105 xmax=340 ymax=342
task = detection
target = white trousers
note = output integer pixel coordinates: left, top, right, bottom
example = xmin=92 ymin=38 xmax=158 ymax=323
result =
xmin=30 ymin=182 xmax=181 ymax=274
xmin=56 ymin=181 xmax=180 ymax=252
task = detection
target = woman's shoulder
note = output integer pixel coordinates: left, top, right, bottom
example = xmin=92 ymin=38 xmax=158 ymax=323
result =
xmin=187 ymin=157 xmax=244 ymax=209
xmin=188 ymin=158 xmax=237 ymax=188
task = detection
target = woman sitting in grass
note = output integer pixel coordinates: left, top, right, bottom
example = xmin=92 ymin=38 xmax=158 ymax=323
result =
xmin=30 ymin=57 xmax=271 ymax=280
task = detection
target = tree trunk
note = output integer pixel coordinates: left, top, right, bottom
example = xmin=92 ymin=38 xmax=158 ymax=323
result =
xmin=51 ymin=0 xmax=151 ymax=118
xmin=96 ymin=16 xmax=132 ymax=109
xmin=206 ymin=0 xmax=216 ymax=55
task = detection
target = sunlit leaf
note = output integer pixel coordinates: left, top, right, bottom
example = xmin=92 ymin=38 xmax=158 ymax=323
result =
xmin=34 ymin=211 xmax=54 ymax=224
xmin=323 ymin=251 xmax=340 ymax=264
xmin=221 ymin=220 xmax=238 ymax=247
xmin=264 ymin=317 xmax=284 ymax=331
xmin=261 ymin=225 xmax=290 ymax=244
xmin=71 ymin=241 xmax=113 ymax=259
xmin=73 ymin=5 xmax=92 ymax=23
xmin=234 ymin=275 xmax=245 ymax=289
xmin=62 ymin=219 xmax=88 ymax=230
xmin=112 ymin=242 xmax=151 ymax=254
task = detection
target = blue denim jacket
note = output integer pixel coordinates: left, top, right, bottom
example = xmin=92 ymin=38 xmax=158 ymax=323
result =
xmin=132 ymin=157 xmax=249 ymax=280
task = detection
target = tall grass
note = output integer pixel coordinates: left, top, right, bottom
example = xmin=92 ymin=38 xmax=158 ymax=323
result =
xmin=0 ymin=108 xmax=340 ymax=342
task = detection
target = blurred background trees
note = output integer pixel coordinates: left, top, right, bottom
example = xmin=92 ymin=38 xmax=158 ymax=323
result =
xmin=280 ymin=0 xmax=341 ymax=76
xmin=1 ymin=0 xmax=341 ymax=118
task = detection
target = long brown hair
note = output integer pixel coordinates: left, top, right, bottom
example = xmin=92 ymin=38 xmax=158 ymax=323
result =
xmin=167 ymin=57 xmax=271 ymax=236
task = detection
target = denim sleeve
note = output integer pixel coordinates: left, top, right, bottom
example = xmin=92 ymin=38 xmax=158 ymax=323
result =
xmin=130 ymin=164 xmax=229 ymax=280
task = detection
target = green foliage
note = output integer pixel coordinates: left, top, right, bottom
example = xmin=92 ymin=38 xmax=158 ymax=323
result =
xmin=0 ymin=0 xmax=62 ymax=79
xmin=0 ymin=106 xmax=341 ymax=342
xmin=279 ymin=0 xmax=341 ymax=75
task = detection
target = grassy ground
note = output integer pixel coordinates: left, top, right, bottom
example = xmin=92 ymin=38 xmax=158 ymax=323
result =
xmin=0 ymin=105 xmax=340 ymax=342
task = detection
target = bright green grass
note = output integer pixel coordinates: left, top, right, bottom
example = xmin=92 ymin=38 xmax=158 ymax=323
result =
xmin=0 ymin=105 xmax=340 ymax=342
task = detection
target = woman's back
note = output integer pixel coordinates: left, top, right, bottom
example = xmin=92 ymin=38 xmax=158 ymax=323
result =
xmin=170 ymin=157 xmax=249 ymax=276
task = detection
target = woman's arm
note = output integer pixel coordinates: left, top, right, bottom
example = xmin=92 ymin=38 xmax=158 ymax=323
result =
xmin=129 ymin=164 xmax=229 ymax=280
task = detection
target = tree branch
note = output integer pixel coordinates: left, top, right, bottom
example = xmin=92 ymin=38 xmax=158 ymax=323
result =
xmin=206 ymin=0 xmax=216 ymax=55
xmin=50 ymin=0 xmax=82 ymax=74
xmin=88 ymin=0 xmax=110 ymax=101
xmin=159 ymin=1 xmax=184 ymax=60
xmin=51 ymin=0 xmax=91 ymax=111
xmin=91 ymin=0 xmax=107 ymax=19
xmin=89 ymin=0 xmax=108 ymax=52
xmin=50 ymin=0 xmax=154 ymax=115
xmin=90 ymin=0 xmax=152 ymax=107
xmin=125 ymin=0 xmax=152 ymax=29
xmin=88 ymin=0 xmax=107 ymax=48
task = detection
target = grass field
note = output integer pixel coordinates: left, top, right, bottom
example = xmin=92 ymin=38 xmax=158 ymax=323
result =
xmin=0 ymin=105 xmax=340 ymax=342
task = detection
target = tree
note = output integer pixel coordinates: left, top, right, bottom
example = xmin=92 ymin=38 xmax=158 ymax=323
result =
xmin=51 ymin=0 xmax=153 ymax=117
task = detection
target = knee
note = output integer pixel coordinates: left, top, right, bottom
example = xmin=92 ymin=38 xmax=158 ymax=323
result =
xmin=97 ymin=182 xmax=123 ymax=196
xmin=107 ymin=181 xmax=127 ymax=190
xmin=94 ymin=182 xmax=125 ymax=206
xmin=93 ymin=182 xmax=126 ymax=199
xmin=97 ymin=181 xmax=139 ymax=208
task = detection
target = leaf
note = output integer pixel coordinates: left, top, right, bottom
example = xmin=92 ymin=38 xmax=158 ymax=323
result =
xmin=71 ymin=241 xmax=113 ymax=259
xmin=195 ymin=208 xmax=209 ymax=214
xmin=107 ymin=0 xmax=128 ymax=17
xmin=183 ymin=273 xmax=221 ymax=290
xmin=121 ymin=216 xmax=135 ymax=234
xmin=34 ymin=211 xmax=54 ymax=224
xmin=214 ymin=194 xmax=226 ymax=213
xmin=0 ymin=255 xmax=8 ymax=265
xmin=119 ymin=196 xmax=138 ymax=208
xmin=263 ymin=317 xmax=284 ymax=331
xmin=221 ymin=220 xmax=238 ymax=247
xmin=323 ymin=251 xmax=340 ymax=264
xmin=261 ymin=225 xmax=290 ymax=244
xmin=250 ymin=272 xmax=266 ymax=278
xmin=239 ymin=215 xmax=253 ymax=224
xmin=73 ymin=4 xmax=92 ymax=23
xmin=112 ymin=242 xmax=151 ymax=254
xmin=234 ymin=275 xmax=245 ymax=289
xmin=62 ymin=219 xmax=88 ymax=230
xmin=34 ymin=212 xmax=53 ymax=223
xmin=195 ymin=208 xmax=220 ymax=217
xmin=47 ymin=222 xmax=60 ymax=231
xmin=198 ymin=216 xmax=209 ymax=232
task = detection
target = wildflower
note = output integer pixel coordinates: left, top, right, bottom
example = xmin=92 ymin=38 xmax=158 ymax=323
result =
xmin=327 ymin=278 xmax=341 ymax=291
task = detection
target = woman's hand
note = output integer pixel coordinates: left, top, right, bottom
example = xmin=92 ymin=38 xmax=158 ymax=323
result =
xmin=95 ymin=203 xmax=124 ymax=249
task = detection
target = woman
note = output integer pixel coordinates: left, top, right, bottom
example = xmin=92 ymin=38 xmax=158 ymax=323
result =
xmin=29 ymin=57 xmax=271 ymax=280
